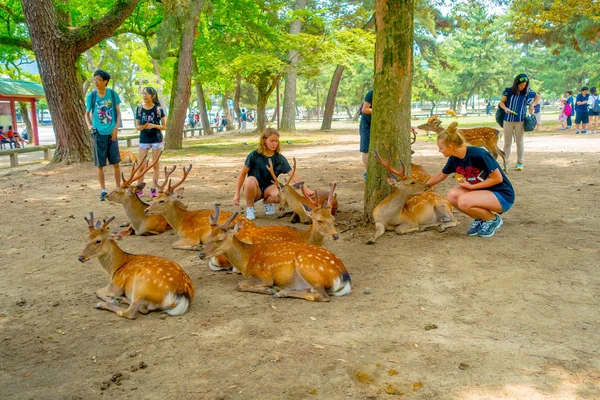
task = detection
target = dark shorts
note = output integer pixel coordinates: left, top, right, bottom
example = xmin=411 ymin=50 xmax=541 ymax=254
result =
xmin=93 ymin=134 xmax=121 ymax=167
xmin=575 ymin=112 xmax=589 ymax=124
xmin=493 ymin=191 xmax=513 ymax=214
xmin=359 ymin=126 xmax=371 ymax=153
xmin=589 ymin=110 xmax=600 ymax=117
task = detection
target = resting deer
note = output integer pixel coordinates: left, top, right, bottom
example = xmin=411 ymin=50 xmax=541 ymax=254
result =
xmin=78 ymin=213 xmax=194 ymax=319
xmin=267 ymin=158 xmax=338 ymax=224
xmin=446 ymin=109 xmax=459 ymax=118
xmin=119 ymin=150 xmax=139 ymax=165
xmin=207 ymin=184 xmax=340 ymax=271
xmin=367 ymin=150 xmax=457 ymax=244
xmin=199 ymin=206 xmax=351 ymax=302
xmin=144 ymin=165 xmax=254 ymax=250
xmin=106 ymin=155 xmax=170 ymax=237
xmin=418 ymin=115 xmax=506 ymax=170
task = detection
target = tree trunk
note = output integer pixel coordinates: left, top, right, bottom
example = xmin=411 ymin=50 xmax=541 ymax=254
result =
xmin=21 ymin=0 xmax=139 ymax=163
xmin=256 ymin=73 xmax=281 ymax=133
xmin=234 ymin=74 xmax=242 ymax=129
xmin=195 ymin=79 xmax=212 ymax=135
xmin=18 ymin=102 xmax=34 ymax=139
xmin=280 ymin=0 xmax=307 ymax=131
xmin=364 ymin=0 xmax=415 ymax=219
xmin=345 ymin=105 xmax=353 ymax=118
xmin=151 ymin=58 xmax=166 ymax=109
xmin=221 ymin=94 xmax=235 ymax=131
xmin=165 ymin=0 xmax=203 ymax=149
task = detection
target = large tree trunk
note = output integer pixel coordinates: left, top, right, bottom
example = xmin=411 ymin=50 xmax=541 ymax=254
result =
xmin=256 ymin=73 xmax=282 ymax=133
xmin=21 ymin=0 xmax=139 ymax=163
xmin=151 ymin=58 xmax=166 ymax=109
xmin=221 ymin=94 xmax=235 ymax=131
xmin=165 ymin=0 xmax=203 ymax=149
xmin=280 ymin=0 xmax=307 ymax=131
xmin=18 ymin=102 xmax=34 ymax=141
xmin=234 ymin=74 xmax=242 ymax=129
xmin=192 ymin=61 xmax=213 ymax=135
xmin=321 ymin=14 xmax=376 ymax=131
xmin=364 ymin=0 xmax=414 ymax=219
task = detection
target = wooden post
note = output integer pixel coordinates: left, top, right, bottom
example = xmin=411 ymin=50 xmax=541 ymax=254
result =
xmin=10 ymin=153 xmax=18 ymax=167
xmin=30 ymin=99 xmax=39 ymax=146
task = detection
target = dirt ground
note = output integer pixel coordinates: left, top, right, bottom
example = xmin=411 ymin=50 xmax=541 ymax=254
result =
xmin=1 ymin=125 xmax=599 ymax=400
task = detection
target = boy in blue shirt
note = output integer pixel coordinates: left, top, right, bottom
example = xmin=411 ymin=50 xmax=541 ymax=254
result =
xmin=574 ymin=86 xmax=590 ymax=134
xmin=84 ymin=70 xmax=122 ymax=201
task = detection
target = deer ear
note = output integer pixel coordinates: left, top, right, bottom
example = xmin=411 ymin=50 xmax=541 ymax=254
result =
xmin=386 ymin=176 xmax=398 ymax=185
xmin=173 ymin=187 xmax=185 ymax=198
xmin=301 ymin=203 xmax=314 ymax=214
xmin=232 ymin=222 xmax=243 ymax=233
xmin=292 ymin=181 xmax=304 ymax=190
xmin=136 ymin=182 xmax=146 ymax=191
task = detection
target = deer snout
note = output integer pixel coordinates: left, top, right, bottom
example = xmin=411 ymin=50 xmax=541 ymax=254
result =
xmin=78 ymin=255 xmax=88 ymax=263
xmin=332 ymin=234 xmax=340 ymax=241
xmin=198 ymin=252 xmax=207 ymax=260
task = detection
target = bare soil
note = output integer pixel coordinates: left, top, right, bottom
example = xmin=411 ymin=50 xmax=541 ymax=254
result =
xmin=1 ymin=127 xmax=599 ymax=399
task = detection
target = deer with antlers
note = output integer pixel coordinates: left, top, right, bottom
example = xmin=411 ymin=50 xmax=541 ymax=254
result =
xmin=105 ymin=155 xmax=170 ymax=237
xmin=367 ymin=150 xmax=457 ymax=244
xmin=78 ymin=213 xmax=194 ymax=319
xmin=267 ymin=158 xmax=338 ymax=224
xmin=198 ymin=206 xmax=351 ymax=302
xmin=144 ymin=165 xmax=254 ymax=250
xmin=417 ymin=115 xmax=506 ymax=171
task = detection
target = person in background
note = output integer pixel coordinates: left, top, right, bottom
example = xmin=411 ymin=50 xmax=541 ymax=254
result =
xmin=533 ymin=102 xmax=542 ymax=130
xmin=498 ymin=73 xmax=540 ymax=171
xmin=587 ymin=87 xmax=599 ymax=134
xmin=85 ymin=70 xmax=122 ymax=201
xmin=565 ymin=90 xmax=574 ymax=129
xmin=135 ymin=86 xmax=167 ymax=197
xmin=574 ymin=86 xmax=590 ymax=134
xmin=0 ymin=126 xmax=13 ymax=149
xmin=240 ymin=108 xmax=247 ymax=132
xmin=558 ymin=98 xmax=568 ymax=130
xmin=359 ymin=89 xmax=373 ymax=181
xmin=485 ymin=101 xmax=491 ymax=116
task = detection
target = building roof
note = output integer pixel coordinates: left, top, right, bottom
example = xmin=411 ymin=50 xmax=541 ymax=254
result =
xmin=0 ymin=78 xmax=45 ymax=99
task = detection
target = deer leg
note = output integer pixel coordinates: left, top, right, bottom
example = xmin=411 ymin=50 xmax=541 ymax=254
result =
xmin=115 ymin=302 xmax=143 ymax=320
xmin=277 ymin=210 xmax=293 ymax=219
xmin=172 ymin=238 xmax=201 ymax=251
xmin=96 ymin=283 xmax=124 ymax=301
xmin=94 ymin=301 xmax=127 ymax=314
xmin=237 ymin=278 xmax=277 ymax=295
xmin=394 ymin=221 xmax=421 ymax=234
xmin=366 ymin=222 xmax=386 ymax=244
xmin=274 ymin=286 xmax=330 ymax=302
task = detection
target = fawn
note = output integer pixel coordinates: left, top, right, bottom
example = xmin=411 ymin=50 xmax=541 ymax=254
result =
xmin=144 ymin=165 xmax=254 ymax=250
xmin=267 ymin=158 xmax=338 ymax=223
xmin=207 ymin=184 xmax=340 ymax=271
xmin=106 ymin=155 xmax=170 ymax=237
xmin=78 ymin=213 xmax=194 ymax=319
xmin=417 ymin=115 xmax=507 ymax=171
xmin=367 ymin=150 xmax=456 ymax=244
xmin=198 ymin=206 xmax=351 ymax=302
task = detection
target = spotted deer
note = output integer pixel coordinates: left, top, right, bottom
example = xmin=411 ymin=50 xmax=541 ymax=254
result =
xmin=417 ymin=115 xmax=507 ymax=170
xmin=144 ymin=165 xmax=254 ymax=250
xmin=367 ymin=150 xmax=456 ymax=244
xmin=207 ymin=184 xmax=340 ymax=271
xmin=267 ymin=158 xmax=338 ymax=224
xmin=198 ymin=206 xmax=351 ymax=302
xmin=106 ymin=155 xmax=170 ymax=237
xmin=119 ymin=150 xmax=139 ymax=165
xmin=446 ymin=109 xmax=459 ymax=118
xmin=78 ymin=213 xmax=194 ymax=319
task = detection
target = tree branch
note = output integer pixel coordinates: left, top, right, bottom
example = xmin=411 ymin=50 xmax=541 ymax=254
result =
xmin=0 ymin=35 xmax=32 ymax=50
xmin=0 ymin=3 xmax=25 ymax=24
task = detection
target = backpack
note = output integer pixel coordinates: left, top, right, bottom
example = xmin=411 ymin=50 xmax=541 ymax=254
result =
xmin=592 ymin=95 xmax=600 ymax=113
xmin=564 ymin=103 xmax=572 ymax=117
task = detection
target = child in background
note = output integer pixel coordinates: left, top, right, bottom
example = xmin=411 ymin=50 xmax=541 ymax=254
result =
xmin=558 ymin=98 xmax=568 ymax=130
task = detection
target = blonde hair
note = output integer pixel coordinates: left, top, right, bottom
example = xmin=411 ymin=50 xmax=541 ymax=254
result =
xmin=437 ymin=121 xmax=466 ymax=148
xmin=257 ymin=128 xmax=282 ymax=154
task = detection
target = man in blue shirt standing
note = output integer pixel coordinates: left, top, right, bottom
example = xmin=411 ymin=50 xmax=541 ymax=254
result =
xmin=84 ymin=70 xmax=122 ymax=201
xmin=574 ymin=86 xmax=590 ymax=134
xmin=359 ymin=90 xmax=373 ymax=181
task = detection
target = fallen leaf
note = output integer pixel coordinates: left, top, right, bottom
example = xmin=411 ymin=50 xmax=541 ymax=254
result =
xmin=23 ymin=372 xmax=30 ymax=377
xmin=273 ymin=353 xmax=281 ymax=362
xmin=336 ymin=359 xmax=348 ymax=363
xmin=459 ymin=363 xmax=470 ymax=370
xmin=376 ymin=363 xmax=381 ymax=367
xmin=312 ymin=344 xmax=325 ymax=350
xmin=424 ymin=324 xmax=438 ymax=331
xmin=310 ymin=316 xmax=317 ymax=321
xmin=158 ymin=335 xmax=174 ymax=341
xmin=386 ymin=386 xmax=397 ymax=394
xmin=355 ymin=371 xmax=374 ymax=383
xmin=56 ymin=329 xmax=65 ymax=335
xmin=388 ymin=359 xmax=401 ymax=364
xmin=271 ymin=304 xmax=278 ymax=311
xmin=413 ymin=382 xmax=423 ymax=391
xmin=388 ymin=369 xmax=398 ymax=376
xmin=308 ymin=388 xmax=317 ymax=395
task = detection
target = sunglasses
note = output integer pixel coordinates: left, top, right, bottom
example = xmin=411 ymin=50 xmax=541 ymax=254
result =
xmin=518 ymin=77 xmax=529 ymax=83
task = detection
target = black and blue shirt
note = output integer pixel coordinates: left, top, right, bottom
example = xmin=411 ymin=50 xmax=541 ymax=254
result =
xmin=502 ymin=87 xmax=536 ymax=123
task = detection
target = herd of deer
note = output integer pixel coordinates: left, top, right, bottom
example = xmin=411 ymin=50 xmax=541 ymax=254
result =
xmin=78 ymin=117 xmax=503 ymax=317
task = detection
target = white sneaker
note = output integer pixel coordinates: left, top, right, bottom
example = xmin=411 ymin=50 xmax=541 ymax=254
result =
xmin=245 ymin=207 xmax=256 ymax=220
xmin=264 ymin=202 xmax=275 ymax=215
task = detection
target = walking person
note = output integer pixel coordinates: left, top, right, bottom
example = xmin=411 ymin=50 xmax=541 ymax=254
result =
xmin=84 ymin=70 xmax=122 ymax=201
xmin=498 ymin=73 xmax=540 ymax=171
xmin=588 ymin=87 xmax=599 ymax=134
xmin=135 ymin=87 xmax=167 ymax=197
xmin=533 ymin=103 xmax=542 ymax=130
xmin=565 ymin=90 xmax=574 ymax=129
xmin=359 ymin=89 xmax=373 ymax=181
xmin=240 ymin=108 xmax=247 ymax=133
xmin=574 ymin=86 xmax=590 ymax=134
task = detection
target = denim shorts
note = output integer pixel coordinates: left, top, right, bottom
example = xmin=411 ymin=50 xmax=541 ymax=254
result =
xmin=493 ymin=191 xmax=513 ymax=213
xmin=139 ymin=142 xmax=164 ymax=150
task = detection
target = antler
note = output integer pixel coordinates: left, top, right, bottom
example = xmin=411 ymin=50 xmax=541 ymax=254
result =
xmin=326 ymin=183 xmax=337 ymax=208
xmin=83 ymin=212 xmax=115 ymax=230
xmin=122 ymin=151 xmax=162 ymax=186
xmin=221 ymin=212 xmax=239 ymax=230
xmin=209 ymin=205 xmax=220 ymax=226
xmin=301 ymin=184 xmax=319 ymax=208
xmin=374 ymin=148 xmax=406 ymax=178
xmin=154 ymin=165 xmax=177 ymax=193
xmin=101 ymin=216 xmax=116 ymax=230
xmin=120 ymin=154 xmax=148 ymax=187
xmin=267 ymin=159 xmax=279 ymax=185
xmin=166 ymin=164 xmax=192 ymax=194
xmin=410 ymin=127 xmax=417 ymax=144
xmin=84 ymin=212 xmax=95 ymax=229
xmin=286 ymin=157 xmax=297 ymax=185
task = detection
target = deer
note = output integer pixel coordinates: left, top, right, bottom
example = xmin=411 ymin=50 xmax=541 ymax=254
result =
xmin=78 ymin=212 xmax=194 ymax=319
xmin=198 ymin=206 xmax=351 ymax=302
xmin=206 ymin=183 xmax=340 ymax=271
xmin=119 ymin=149 xmax=139 ymax=165
xmin=267 ymin=158 xmax=338 ymax=224
xmin=144 ymin=164 xmax=254 ymax=251
xmin=367 ymin=149 xmax=457 ymax=244
xmin=105 ymin=155 xmax=170 ymax=237
xmin=446 ymin=109 xmax=459 ymax=118
xmin=417 ymin=115 xmax=507 ymax=171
